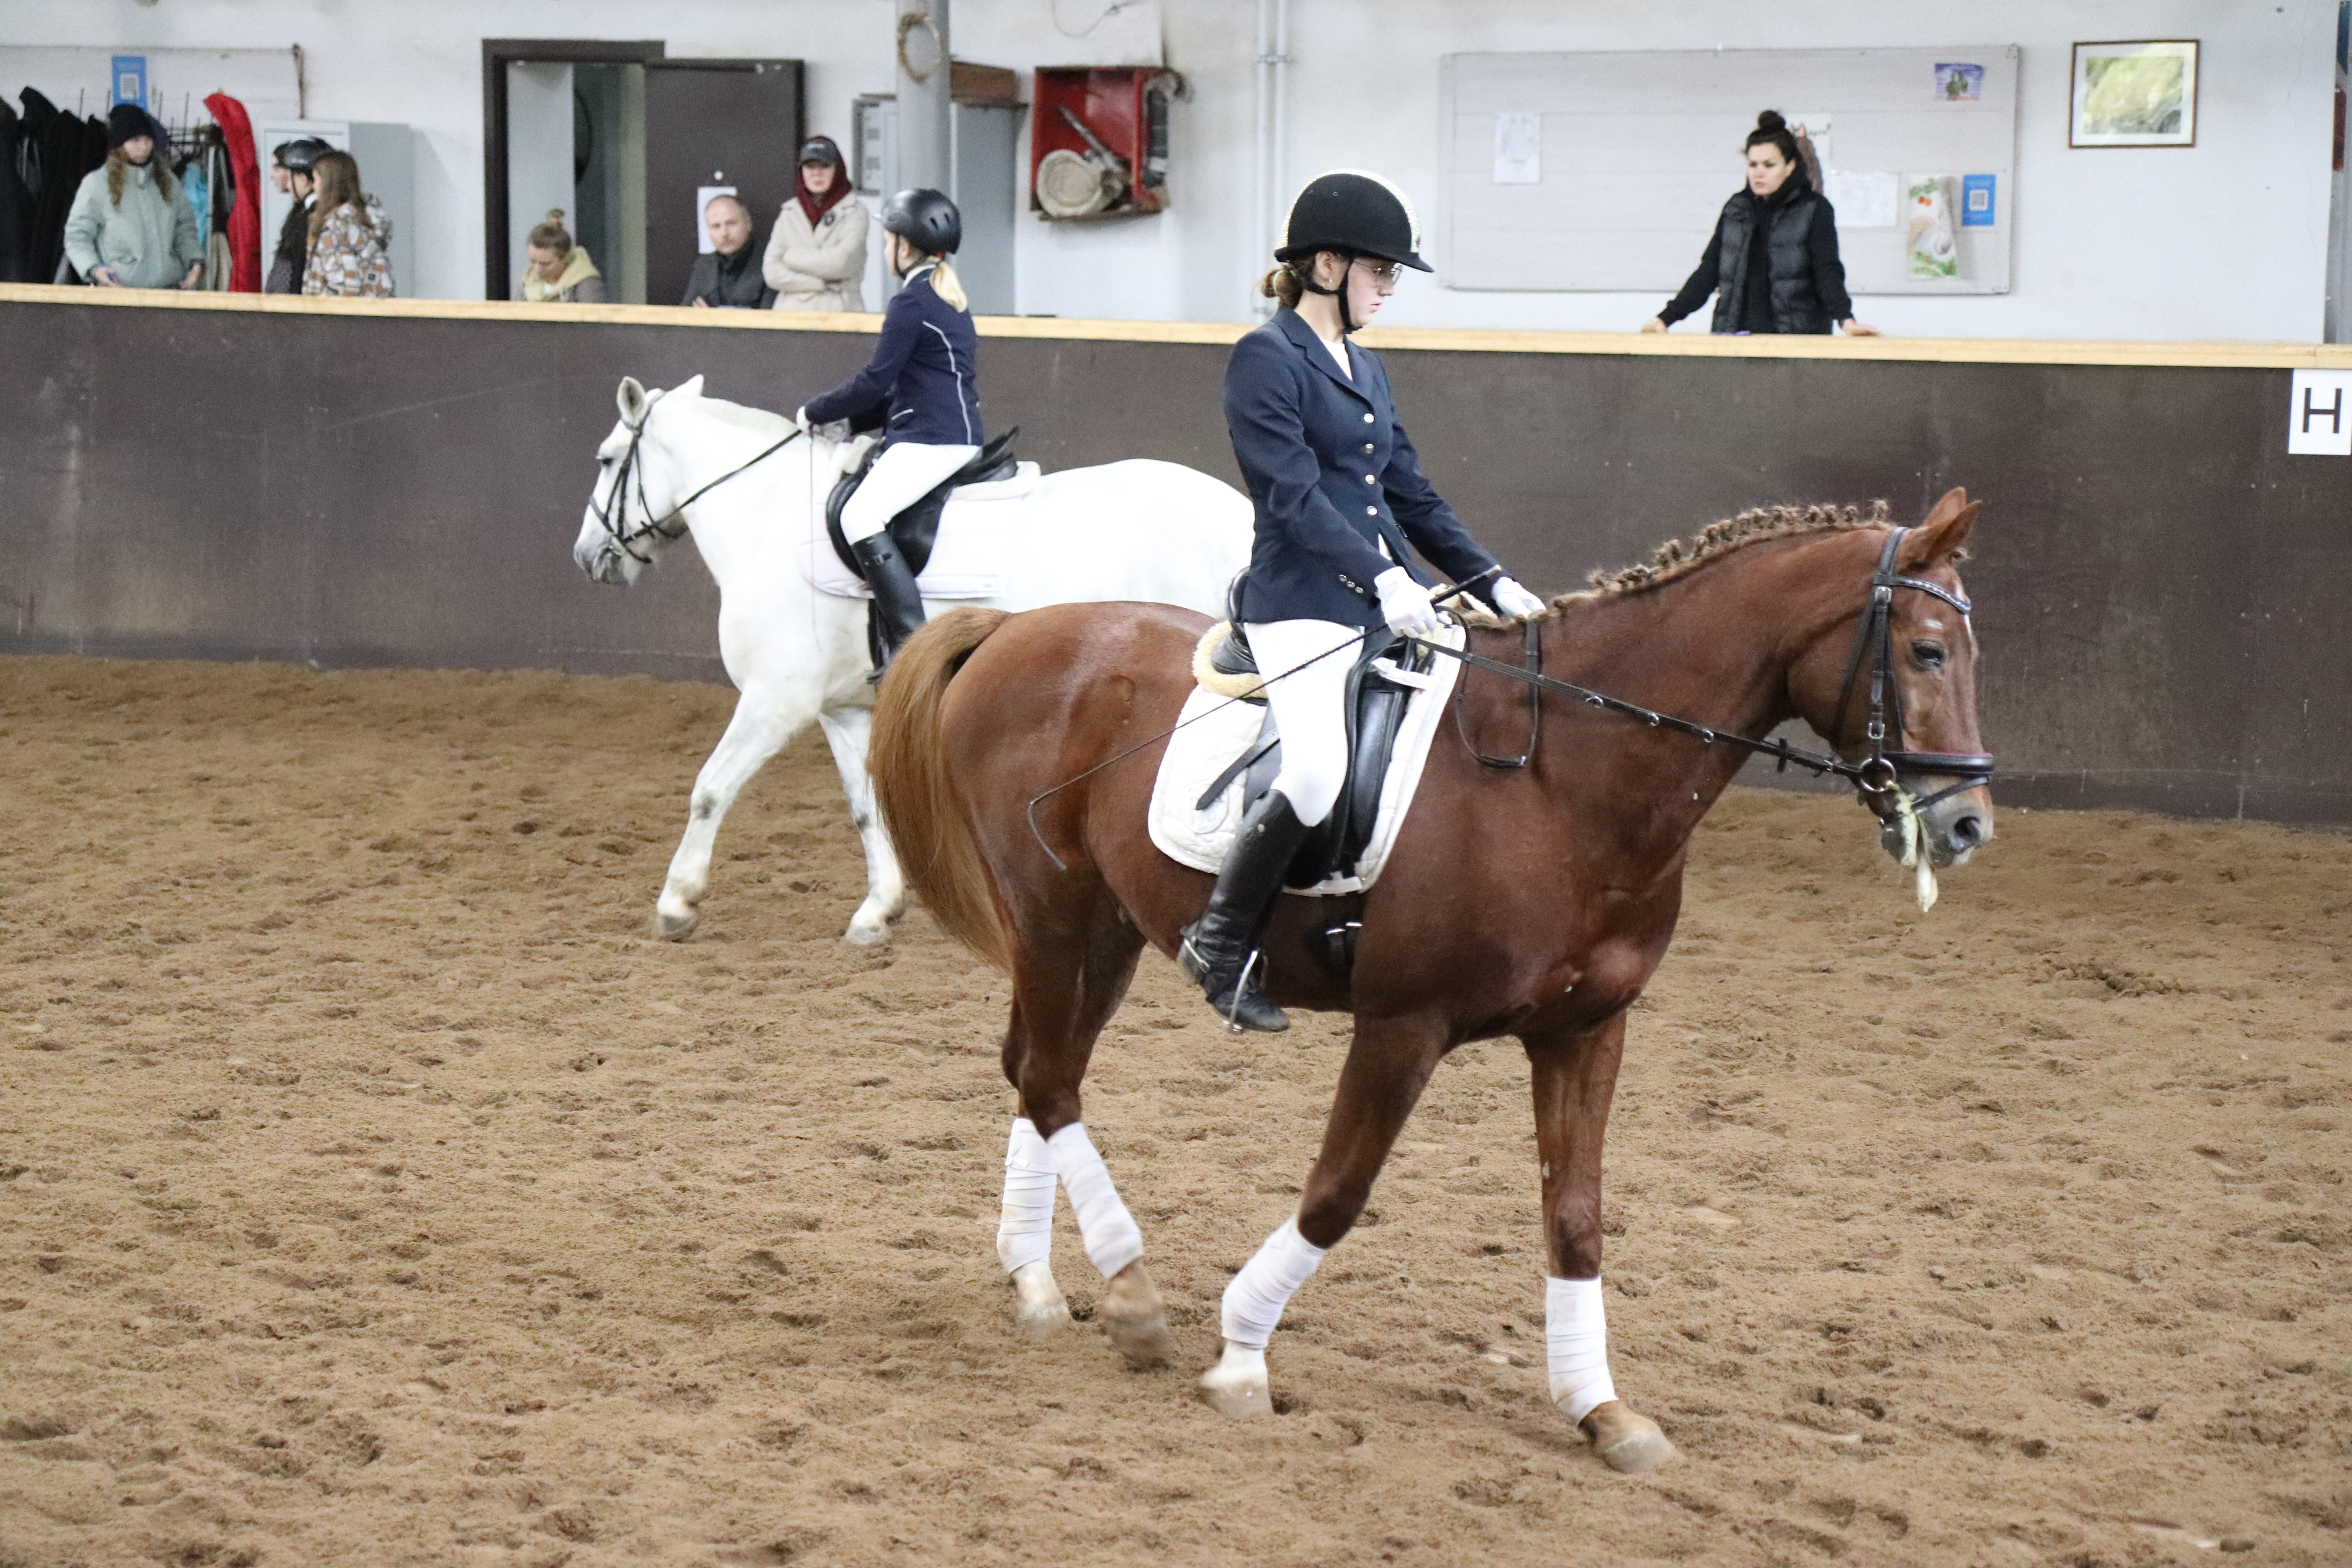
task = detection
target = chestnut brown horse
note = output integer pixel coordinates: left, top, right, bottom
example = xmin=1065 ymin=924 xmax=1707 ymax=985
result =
xmin=867 ymin=491 xmax=1991 ymax=1472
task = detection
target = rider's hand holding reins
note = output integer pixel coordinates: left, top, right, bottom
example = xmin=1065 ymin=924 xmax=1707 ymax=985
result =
xmin=1375 ymin=567 xmax=1441 ymax=637
xmin=1492 ymin=578 xmax=1547 ymax=621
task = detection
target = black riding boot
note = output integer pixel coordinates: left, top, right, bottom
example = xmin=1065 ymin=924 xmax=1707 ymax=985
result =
xmin=1179 ymin=789 xmax=1311 ymax=1033
xmin=851 ymin=532 xmax=928 ymax=681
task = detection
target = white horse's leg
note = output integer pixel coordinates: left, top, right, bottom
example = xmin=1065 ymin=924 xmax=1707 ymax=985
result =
xmin=996 ymin=1116 xmax=1070 ymax=1333
xmin=1046 ymin=1123 xmax=1175 ymax=1367
xmin=654 ymin=686 xmax=817 ymax=940
xmin=815 ymin=705 xmax=907 ymax=946
xmin=1200 ymin=1214 xmax=1327 ymax=1417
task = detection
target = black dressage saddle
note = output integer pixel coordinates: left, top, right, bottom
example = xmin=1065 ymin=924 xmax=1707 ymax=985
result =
xmin=1194 ymin=611 xmax=1441 ymax=974
xmin=824 ymin=428 xmax=1022 ymax=579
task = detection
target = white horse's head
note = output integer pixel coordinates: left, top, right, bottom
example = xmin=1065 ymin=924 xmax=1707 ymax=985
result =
xmin=573 ymin=374 xmax=709 ymax=585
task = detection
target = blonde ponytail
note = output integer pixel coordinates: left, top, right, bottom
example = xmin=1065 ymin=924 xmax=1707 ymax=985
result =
xmin=927 ymin=256 xmax=969 ymax=313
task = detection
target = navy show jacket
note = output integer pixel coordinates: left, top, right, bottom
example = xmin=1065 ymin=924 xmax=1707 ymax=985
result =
xmin=1221 ymin=308 xmax=1499 ymax=627
xmin=802 ymin=263 xmax=982 ymax=447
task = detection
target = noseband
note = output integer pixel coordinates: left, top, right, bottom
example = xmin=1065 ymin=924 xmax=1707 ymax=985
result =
xmin=590 ymin=408 xmax=801 ymax=565
xmin=1414 ymin=525 xmax=1996 ymax=809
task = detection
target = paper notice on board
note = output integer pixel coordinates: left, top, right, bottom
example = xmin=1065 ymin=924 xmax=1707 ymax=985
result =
xmin=1492 ymin=113 xmax=1541 ymax=184
xmin=1824 ymin=169 xmax=1898 ymax=228
xmin=695 ymin=185 xmax=737 ymax=254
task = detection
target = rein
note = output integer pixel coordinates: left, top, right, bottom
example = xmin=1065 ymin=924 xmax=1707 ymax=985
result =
xmin=1418 ymin=526 xmax=1995 ymax=805
xmin=592 ymin=408 xmax=802 ymax=564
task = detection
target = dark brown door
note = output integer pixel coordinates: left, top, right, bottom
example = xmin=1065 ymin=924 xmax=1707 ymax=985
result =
xmin=644 ymin=59 xmax=804 ymax=308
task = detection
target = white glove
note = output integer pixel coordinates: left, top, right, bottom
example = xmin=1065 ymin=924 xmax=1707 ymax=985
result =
xmin=1374 ymin=566 xmax=1441 ymax=638
xmin=1491 ymin=576 xmax=1547 ymax=621
xmin=794 ymin=405 xmax=816 ymax=435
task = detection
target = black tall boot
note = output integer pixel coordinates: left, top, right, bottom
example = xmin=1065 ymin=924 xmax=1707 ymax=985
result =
xmin=1179 ymin=789 xmax=1312 ymax=1033
xmin=851 ymin=532 xmax=928 ymax=681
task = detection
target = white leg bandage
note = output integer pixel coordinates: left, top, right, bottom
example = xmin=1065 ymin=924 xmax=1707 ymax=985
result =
xmin=1546 ymin=1275 xmax=1618 ymax=1422
xmin=1045 ymin=1123 xmax=1143 ymax=1279
xmin=995 ymin=1117 xmax=1057 ymax=1274
xmin=1220 ymin=1215 xmax=1329 ymax=1350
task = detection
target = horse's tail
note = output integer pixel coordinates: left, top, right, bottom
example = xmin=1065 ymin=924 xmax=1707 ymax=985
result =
xmin=870 ymin=607 xmax=1015 ymax=972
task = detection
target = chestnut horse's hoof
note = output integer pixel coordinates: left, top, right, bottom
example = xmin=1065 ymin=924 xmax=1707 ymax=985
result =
xmin=1099 ymin=1261 xmax=1176 ymax=1369
xmin=1580 ymin=1400 xmax=1677 ymax=1474
xmin=1198 ymin=1342 xmax=1271 ymax=1418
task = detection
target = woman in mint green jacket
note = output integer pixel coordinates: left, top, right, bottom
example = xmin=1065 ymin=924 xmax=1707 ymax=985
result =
xmin=63 ymin=105 xmax=203 ymax=290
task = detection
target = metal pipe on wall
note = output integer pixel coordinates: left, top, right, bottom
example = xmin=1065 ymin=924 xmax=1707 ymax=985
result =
xmin=1252 ymin=0 xmax=1291 ymax=315
xmin=895 ymin=0 xmax=953 ymax=196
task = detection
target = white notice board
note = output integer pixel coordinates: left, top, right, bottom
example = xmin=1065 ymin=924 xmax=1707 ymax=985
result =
xmin=1439 ymin=47 xmax=2018 ymax=296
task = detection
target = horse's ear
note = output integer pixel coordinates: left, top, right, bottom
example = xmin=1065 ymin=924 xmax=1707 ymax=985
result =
xmin=676 ymin=373 xmax=707 ymax=398
xmin=617 ymin=376 xmax=648 ymax=423
xmin=1901 ymin=488 xmax=1980 ymax=570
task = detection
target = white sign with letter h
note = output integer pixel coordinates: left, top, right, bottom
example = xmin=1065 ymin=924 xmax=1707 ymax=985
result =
xmin=2287 ymin=370 xmax=2352 ymax=455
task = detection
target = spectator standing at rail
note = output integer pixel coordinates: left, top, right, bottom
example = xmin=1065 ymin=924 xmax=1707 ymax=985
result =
xmin=265 ymin=138 xmax=330 ymax=294
xmin=62 ymin=104 xmax=203 ymax=290
xmin=514 ymin=209 xmax=606 ymax=303
xmin=1641 ymin=111 xmax=1878 ymax=338
xmin=301 ymin=149 xmax=393 ymax=298
xmin=765 ymin=135 xmax=867 ymax=313
xmin=681 ymin=192 xmax=775 ymax=309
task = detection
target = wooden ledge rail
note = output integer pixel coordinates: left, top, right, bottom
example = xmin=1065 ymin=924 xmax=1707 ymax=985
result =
xmin=5 ymin=281 xmax=2347 ymax=372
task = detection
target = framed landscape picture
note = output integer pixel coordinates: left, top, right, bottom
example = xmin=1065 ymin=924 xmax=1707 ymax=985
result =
xmin=2071 ymin=40 xmax=2199 ymax=147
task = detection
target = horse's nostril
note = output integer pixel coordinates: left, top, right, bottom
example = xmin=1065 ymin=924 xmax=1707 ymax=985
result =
xmin=1948 ymin=815 xmax=1984 ymax=849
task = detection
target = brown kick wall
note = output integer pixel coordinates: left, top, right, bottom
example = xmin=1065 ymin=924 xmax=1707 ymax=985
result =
xmin=1 ymin=291 xmax=2346 ymax=826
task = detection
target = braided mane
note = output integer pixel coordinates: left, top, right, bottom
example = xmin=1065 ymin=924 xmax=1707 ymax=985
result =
xmin=1557 ymin=499 xmax=1894 ymax=608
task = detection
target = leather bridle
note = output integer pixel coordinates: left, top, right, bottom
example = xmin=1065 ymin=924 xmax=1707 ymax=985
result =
xmin=1422 ymin=525 xmax=1995 ymax=811
xmin=1828 ymin=526 xmax=1994 ymax=809
xmin=589 ymin=402 xmax=801 ymax=566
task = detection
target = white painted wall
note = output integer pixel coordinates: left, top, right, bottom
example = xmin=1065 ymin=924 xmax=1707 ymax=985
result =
xmin=6 ymin=0 xmax=2336 ymax=341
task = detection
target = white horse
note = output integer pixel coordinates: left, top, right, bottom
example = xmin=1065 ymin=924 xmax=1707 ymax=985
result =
xmin=573 ymin=375 xmax=1253 ymax=944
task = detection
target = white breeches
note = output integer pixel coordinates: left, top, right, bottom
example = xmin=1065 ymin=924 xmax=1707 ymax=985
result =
xmin=1243 ymin=618 xmax=1363 ymax=828
xmin=840 ymin=439 xmax=980 ymax=543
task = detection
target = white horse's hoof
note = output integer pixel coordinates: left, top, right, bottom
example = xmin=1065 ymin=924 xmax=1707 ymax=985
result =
xmin=654 ymin=903 xmax=699 ymax=941
xmin=841 ymin=914 xmax=891 ymax=948
xmin=1199 ymin=1342 xmax=1272 ymax=1418
xmin=1580 ymin=1400 xmax=1678 ymax=1474
xmin=1009 ymin=1261 xmax=1071 ymax=1335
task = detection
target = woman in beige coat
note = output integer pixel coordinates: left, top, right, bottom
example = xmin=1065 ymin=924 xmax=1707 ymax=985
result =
xmin=764 ymin=136 xmax=868 ymax=313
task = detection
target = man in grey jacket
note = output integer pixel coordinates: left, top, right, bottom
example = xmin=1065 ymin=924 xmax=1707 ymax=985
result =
xmin=681 ymin=193 xmax=775 ymax=309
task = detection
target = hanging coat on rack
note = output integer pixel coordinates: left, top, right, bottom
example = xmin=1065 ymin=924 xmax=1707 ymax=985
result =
xmin=202 ymin=93 xmax=261 ymax=292
xmin=0 ymin=97 xmax=29 ymax=283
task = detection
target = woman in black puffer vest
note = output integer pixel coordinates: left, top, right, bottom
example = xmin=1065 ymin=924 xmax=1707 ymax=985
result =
xmin=1643 ymin=111 xmax=1878 ymax=338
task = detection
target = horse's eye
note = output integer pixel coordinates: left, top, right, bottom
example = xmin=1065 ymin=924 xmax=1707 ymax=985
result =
xmin=1911 ymin=640 xmax=1947 ymax=670
xmin=598 ymin=457 xmax=614 ymax=468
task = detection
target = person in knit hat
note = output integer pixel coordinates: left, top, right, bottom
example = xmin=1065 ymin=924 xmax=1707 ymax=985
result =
xmin=63 ymin=104 xmax=204 ymax=289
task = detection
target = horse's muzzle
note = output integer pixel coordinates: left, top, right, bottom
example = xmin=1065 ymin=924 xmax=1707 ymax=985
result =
xmin=1877 ymin=782 xmax=1995 ymax=867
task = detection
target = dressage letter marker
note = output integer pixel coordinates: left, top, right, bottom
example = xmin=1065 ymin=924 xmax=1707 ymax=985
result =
xmin=2287 ymin=370 xmax=2352 ymax=456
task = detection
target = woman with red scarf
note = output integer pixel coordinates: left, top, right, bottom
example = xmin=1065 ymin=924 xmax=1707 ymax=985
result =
xmin=764 ymin=135 xmax=868 ymax=313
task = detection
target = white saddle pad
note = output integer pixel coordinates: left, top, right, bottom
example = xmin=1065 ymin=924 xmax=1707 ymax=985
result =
xmin=797 ymin=461 xmax=1043 ymax=600
xmin=1146 ymin=622 xmax=1465 ymax=896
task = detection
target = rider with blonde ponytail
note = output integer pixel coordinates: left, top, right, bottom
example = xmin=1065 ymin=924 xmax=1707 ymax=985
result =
xmin=798 ymin=188 xmax=983 ymax=675
xmin=1182 ymin=171 xmax=1548 ymax=1033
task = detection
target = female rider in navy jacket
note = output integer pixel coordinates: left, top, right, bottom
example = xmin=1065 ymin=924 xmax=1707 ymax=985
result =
xmin=1180 ymin=171 xmax=1548 ymax=1032
xmin=798 ymin=187 xmax=982 ymax=675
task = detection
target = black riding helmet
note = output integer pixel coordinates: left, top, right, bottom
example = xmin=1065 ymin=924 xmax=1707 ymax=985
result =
xmin=882 ymin=187 xmax=961 ymax=256
xmin=1276 ymin=170 xmax=1430 ymax=272
xmin=1276 ymin=170 xmax=1427 ymax=333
